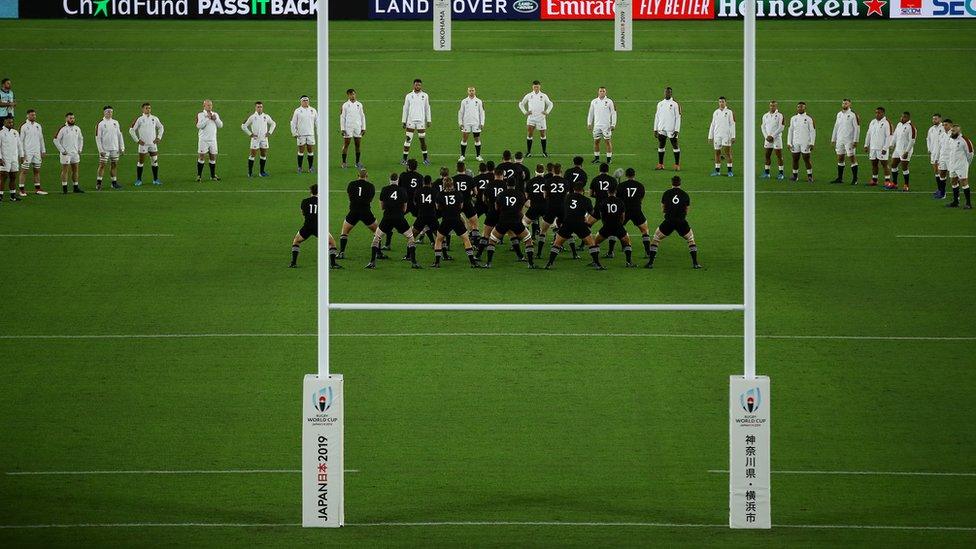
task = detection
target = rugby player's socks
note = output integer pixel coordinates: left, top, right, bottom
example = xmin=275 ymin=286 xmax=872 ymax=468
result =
xmin=434 ymin=249 xmax=442 ymax=266
xmin=355 ymin=151 xmax=361 ymax=164
xmin=197 ymin=161 xmax=204 ymax=177
xmin=951 ymin=185 xmax=960 ymax=205
xmin=291 ymin=245 xmax=300 ymax=266
xmin=764 ymin=165 xmax=770 ymax=176
xmin=588 ymin=246 xmax=601 ymax=267
xmin=151 ymin=162 xmax=159 ymax=180
xmin=526 ymin=248 xmax=535 ymax=267
xmin=248 ymin=156 xmax=255 ymax=176
xmin=658 ymin=148 xmax=665 ymax=165
xmin=62 ymin=181 xmax=68 ymax=194
xmin=608 ymin=238 xmax=617 ymax=255
xmin=460 ymin=141 xmax=467 ymax=157
xmin=727 ymin=163 xmax=734 ymax=174
xmin=673 ymin=149 xmax=680 ymax=165
xmin=714 ymin=163 xmax=721 ymax=173
xmin=260 ymin=156 xmax=267 ymax=173
xmin=903 ymin=170 xmax=909 ymax=186
xmin=526 ymin=137 xmax=533 ymax=154
xmin=339 ymin=234 xmax=348 ymax=253
xmin=329 ymin=246 xmax=338 ymax=267
xmin=938 ymin=176 xmax=947 ymax=194
xmin=642 ymin=234 xmax=652 ymax=256
xmin=624 ymin=245 xmax=632 ymax=264
xmin=851 ymin=163 xmax=859 ymax=182
xmin=569 ymin=240 xmax=578 ymax=258
xmin=209 ymin=160 xmax=217 ymax=179
xmin=422 ymin=150 xmax=428 ymax=162
xmin=689 ymin=245 xmax=700 ymax=266
xmin=466 ymin=247 xmax=477 ymax=265
xmin=837 ymin=163 xmax=844 ymax=180
xmin=485 ymin=244 xmax=495 ymax=265
xmin=407 ymin=244 xmax=418 ymax=265
xmin=475 ymin=141 xmax=482 ymax=157
xmin=546 ymin=245 xmax=562 ymax=267
xmin=297 ymin=155 xmax=303 ymax=170
xmin=371 ymin=244 xmax=380 ymax=262
xmin=476 ymin=236 xmax=488 ymax=258
xmin=964 ymin=185 xmax=971 ymax=206
xmin=136 ymin=163 xmax=144 ymax=181
xmin=892 ymin=168 xmax=899 ymax=184
xmin=540 ymin=138 xmax=548 ymax=155
xmin=468 ymin=229 xmax=480 ymax=244
xmin=307 ymin=153 xmax=314 ymax=170
xmin=646 ymin=245 xmax=659 ymax=267
xmin=606 ymin=152 xmax=612 ymax=162
xmin=402 ymin=152 xmax=408 ymax=163
xmin=511 ymin=238 xmax=525 ymax=260
xmin=96 ymin=177 xmax=102 ymax=189
xmin=806 ymin=169 xmax=813 ymax=179
xmin=341 ymin=152 xmax=347 ymax=164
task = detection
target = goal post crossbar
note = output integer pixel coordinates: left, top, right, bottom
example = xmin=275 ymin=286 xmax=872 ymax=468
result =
xmin=329 ymin=303 xmax=745 ymax=312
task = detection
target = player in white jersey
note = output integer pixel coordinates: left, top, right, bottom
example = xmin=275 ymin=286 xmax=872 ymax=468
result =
xmin=196 ymin=99 xmax=223 ymax=182
xmin=18 ymin=109 xmax=47 ymax=195
xmin=291 ymin=95 xmax=318 ymax=173
xmin=946 ymin=124 xmax=973 ymax=209
xmin=925 ymin=113 xmax=945 ymax=198
xmin=519 ymin=80 xmax=553 ymax=158
xmin=340 ymin=88 xmax=366 ymax=169
xmin=707 ymin=96 xmax=735 ymax=177
xmin=889 ymin=111 xmax=916 ymax=192
xmin=129 ymin=102 xmax=164 ymax=186
xmin=760 ymin=100 xmax=785 ymax=180
xmin=53 ymin=112 xmax=85 ymax=194
xmin=95 ymin=106 xmax=125 ymax=191
xmin=0 ymin=116 xmax=24 ymax=202
xmin=787 ymin=102 xmax=816 ymax=183
xmin=937 ymin=118 xmax=954 ymax=199
xmin=653 ymin=86 xmax=682 ymax=171
xmin=830 ymin=99 xmax=861 ymax=185
xmin=401 ymin=79 xmax=431 ymax=166
xmin=241 ymin=101 xmax=277 ymax=178
xmin=587 ymin=87 xmax=617 ymax=165
xmin=457 ymin=86 xmax=485 ymax=163
xmin=863 ymin=107 xmax=894 ymax=188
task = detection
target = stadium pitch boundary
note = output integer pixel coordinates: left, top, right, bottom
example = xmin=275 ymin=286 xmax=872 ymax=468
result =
xmin=22 ymin=98 xmax=976 ymax=104
xmin=6 ymin=469 xmax=973 ymax=478
xmin=706 ymin=470 xmax=976 ymax=477
xmin=2 ymin=333 xmax=973 ymax=342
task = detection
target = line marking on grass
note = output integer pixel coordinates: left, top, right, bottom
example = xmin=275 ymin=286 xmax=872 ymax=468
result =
xmin=1 ymin=333 xmax=973 ymax=341
xmin=24 ymin=188 xmax=932 ymax=196
xmin=0 ymin=521 xmax=973 ymax=531
xmin=0 ymin=234 xmax=174 ymax=238
xmin=896 ymin=235 xmax=976 ymax=238
xmin=4 ymin=469 xmax=358 ymax=476
xmin=707 ymin=469 xmax=976 ymax=477
xmin=9 ymin=47 xmax=976 ymax=55
xmin=22 ymin=97 xmax=976 ymax=104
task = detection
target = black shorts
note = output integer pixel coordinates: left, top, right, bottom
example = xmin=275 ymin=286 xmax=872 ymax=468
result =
xmin=298 ymin=224 xmax=317 ymax=239
xmin=412 ymin=216 xmax=439 ymax=234
xmin=590 ymin=201 xmax=604 ymax=220
xmin=625 ymin=209 xmax=647 ymax=226
xmin=379 ymin=217 xmax=410 ymax=235
xmin=494 ymin=220 xmax=528 ymax=238
xmin=484 ymin=210 xmax=500 ymax=228
xmin=658 ymin=218 xmax=691 ymax=237
xmin=438 ymin=216 xmax=467 ymax=237
xmin=543 ymin=205 xmax=564 ymax=225
xmin=557 ymin=221 xmax=591 ymax=240
xmin=345 ymin=209 xmax=376 ymax=227
xmin=598 ymin=224 xmax=628 ymax=240
xmin=462 ymin=202 xmax=478 ymax=219
xmin=476 ymin=202 xmax=489 ymax=217
xmin=525 ymin=204 xmax=547 ymax=221
xmin=407 ymin=200 xmax=418 ymax=218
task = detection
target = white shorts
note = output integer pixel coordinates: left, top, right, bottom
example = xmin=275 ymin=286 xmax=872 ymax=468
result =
xmin=949 ymin=162 xmax=970 ymax=180
xmin=930 ymin=151 xmax=940 ymax=165
xmin=296 ymin=135 xmax=317 ymax=146
xmin=60 ymin=152 xmax=80 ymax=165
xmin=938 ymin=154 xmax=951 ymax=171
xmin=22 ymin=153 xmax=42 ymax=167
xmin=249 ymin=137 xmax=269 ymax=150
xmin=404 ymin=122 xmax=426 ymax=132
xmin=657 ymin=130 xmax=678 ymax=139
xmin=526 ymin=115 xmax=547 ymax=131
xmin=893 ymin=148 xmax=913 ymax=162
xmin=2 ymin=161 xmax=18 ymax=173
xmin=868 ymin=148 xmax=889 ymax=161
xmin=460 ymin=124 xmax=481 ymax=134
xmin=790 ymin=143 xmax=812 ymax=155
xmin=137 ymin=143 xmax=159 ymax=155
xmin=763 ymin=136 xmax=783 ymax=150
xmin=198 ymin=140 xmax=218 ymax=155
xmin=342 ymin=127 xmax=364 ymax=138
xmin=99 ymin=150 xmax=120 ymax=162
xmin=592 ymin=126 xmax=612 ymax=140
xmin=835 ymin=141 xmax=856 ymax=156
xmin=712 ymin=136 xmax=733 ymax=149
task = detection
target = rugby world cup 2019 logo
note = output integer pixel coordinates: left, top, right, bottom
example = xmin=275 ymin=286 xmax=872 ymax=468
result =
xmin=740 ymin=387 xmax=761 ymax=413
xmin=313 ymin=386 xmax=333 ymax=413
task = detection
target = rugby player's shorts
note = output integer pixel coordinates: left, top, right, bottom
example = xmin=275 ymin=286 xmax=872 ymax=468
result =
xmin=462 ymin=202 xmax=478 ymax=219
xmin=938 ymin=152 xmax=952 ymax=170
xmin=438 ymin=216 xmax=467 ymax=237
xmin=412 ymin=215 xmax=439 ymax=234
xmin=378 ymin=216 xmax=410 ymax=235
xmin=930 ymin=151 xmax=940 ymax=165
xmin=712 ymin=136 xmax=733 ymax=149
xmin=59 ymin=152 xmax=80 ymax=165
xmin=763 ymin=136 xmax=783 ymax=150
xmin=2 ymin=160 xmax=19 ymax=173
xmin=461 ymin=124 xmax=482 ymax=134
xmin=835 ymin=141 xmax=856 ymax=156
xmin=625 ymin=209 xmax=647 ymax=226
xmin=249 ymin=137 xmax=270 ymax=150
xmin=137 ymin=143 xmax=159 ymax=155
xmin=658 ymin=218 xmax=692 ymax=238
xmin=99 ymin=150 xmax=120 ymax=162
xmin=22 ymin=152 xmax=42 ymax=168
xmin=296 ymin=135 xmax=316 ymax=146
xmin=298 ymin=224 xmax=318 ymax=239
xmin=557 ymin=220 xmax=591 ymax=240
xmin=198 ymin=140 xmax=218 ymax=155
xmin=592 ymin=125 xmax=612 ymax=140
xmin=344 ymin=209 xmax=376 ymax=227
xmin=526 ymin=115 xmax=547 ymax=131
xmin=657 ymin=130 xmax=678 ymax=140
xmin=494 ymin=220 xmax=527 ymax=237
xmin=868 ymin=148 xmax=889 ymax=161
xmin=893 ymin=147 xmax=913 ymax=162
xmin=484 ymin=210 xmax=500 ymax=228
xmin=525 ymin=204 xmax=546 ymax=221
xmin=405 ymin=121 xmax=426 ymax=132
xmin=543 ymin=204 xmax=564 ymax=225
xmin=790 ymin=143 xmax=812 ymax=155
xmin=949 ymin=161 xmax=970 ymax=180
xmin=342 ymin=127 xmax=364 ymax=139
xmin=598 ymin=224 xmax=628 ymax=240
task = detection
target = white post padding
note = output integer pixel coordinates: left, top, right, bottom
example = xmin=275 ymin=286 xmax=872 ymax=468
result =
xmin=433 ymin=0 xmax=452 ymax=51
xmin=614 ymin=0 xmax=632 ymax=51
xmin=302 ymin=374 xmax=345 ymax=527
xmin=729 ymin=375 xmax=770 ymax=529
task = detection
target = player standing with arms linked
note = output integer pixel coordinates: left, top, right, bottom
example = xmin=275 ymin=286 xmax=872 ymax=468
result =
xmin=402 ymin=79 xmax=432 ymax=166
xmin=646 ymin=176 xmax=702 ymax=270
xmin=830 ymin=99 xmax=860 ymax=185
xmin=519 ymin=80 xmax=553 ymax=158
xmin=653 ymin=86 xmax=681 ymax=171
xmin=760 ymin=100 xmax=785 ymax=180
xmin=19 ymin=109 xmax=47 ymax=195
xmin=708 ymin=97 xmax=735 ymax=177
xmin=864 ymin=107 xmax=893 ymax=188
xmin=945 ymin=124 xmax=973 ymax=209
xmin=339 ymin=89 xmax=366 ymax=169
xmin=890 ymin=112 xmax=916 ymax=192
xmin=195 ymin=100 xmax=222 ymax=182
xmin=95 ymin=106 xmax=125 ymax=190
xmin=587 ymin=86 xmax=617 ymax=164
xmin=242 ymin=101 xmax=276 ymax=178
xmin=787 ymin=102 xmax=816 ymax=183
xmin=129 ymin=103 xmax=164 ymax=186
xmin=458 ymin=86 xmax=485 ymax=163
xmin=54 ymin=112 xmax=84 ymax=194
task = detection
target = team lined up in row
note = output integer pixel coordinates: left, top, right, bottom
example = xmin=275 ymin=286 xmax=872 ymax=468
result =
xmin=291 ymin=154 xmax=702 ymax=272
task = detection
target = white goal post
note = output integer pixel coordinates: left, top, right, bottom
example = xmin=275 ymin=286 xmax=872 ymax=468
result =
xmin=303 ymin=0 xmax=768 ymax=530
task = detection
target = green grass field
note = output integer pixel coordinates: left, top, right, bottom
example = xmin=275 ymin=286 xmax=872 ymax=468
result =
xmin=1 ymin=17 xmax=974 ymax=547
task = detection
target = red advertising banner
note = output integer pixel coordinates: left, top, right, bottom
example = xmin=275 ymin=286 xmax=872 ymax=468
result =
xmin=542 ymin=0 xmax=714 ymax=19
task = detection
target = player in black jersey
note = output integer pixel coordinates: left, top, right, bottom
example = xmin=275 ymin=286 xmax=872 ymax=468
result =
xmin=484 ymin=176 xmax=535 ymax=268
xmin=453 ymin=161 xmax=481 ymax=245
xmin=646 ymin=176 xmax=701 ymax=269
xmin=564 ymin=156 xmax=589 ymax=192
xmin=592 ymin=187 xmax=635 ymax=267
xmin=538 ymin=163 xmax=579 ymax=259
xmin=290 ymin=185 xmax=340 ymax=269
xmin=433 ymin=176 xmax=480 ymax=268
xmin=496 ymin=150 xmax=518 ymax=187
xmin=474 ymin=161 xmax=494 ymax=217
xmin=617 ymin=168 xmax=652 ymax=258
xmin=544 ymin=179 xmax=605 ymax=270
xmin=338 ymin=168 xmax=378 ymax=259
xmin=476 ymin=167 xmax=509 ymax=259
xmin=366 ymin=177 xmax=420 ymax=269
xmin=513 ymin=151 xmax=531 ymax=190
xmin=523 ymin=164 xmax=548 ymax=241
xmin=410 ymin=174 xmax=440 ymax=254
xmin=587 ymin=163 xmax=618 ymax=257
xmin=394 ymin=158 xmax=424 ymax=248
